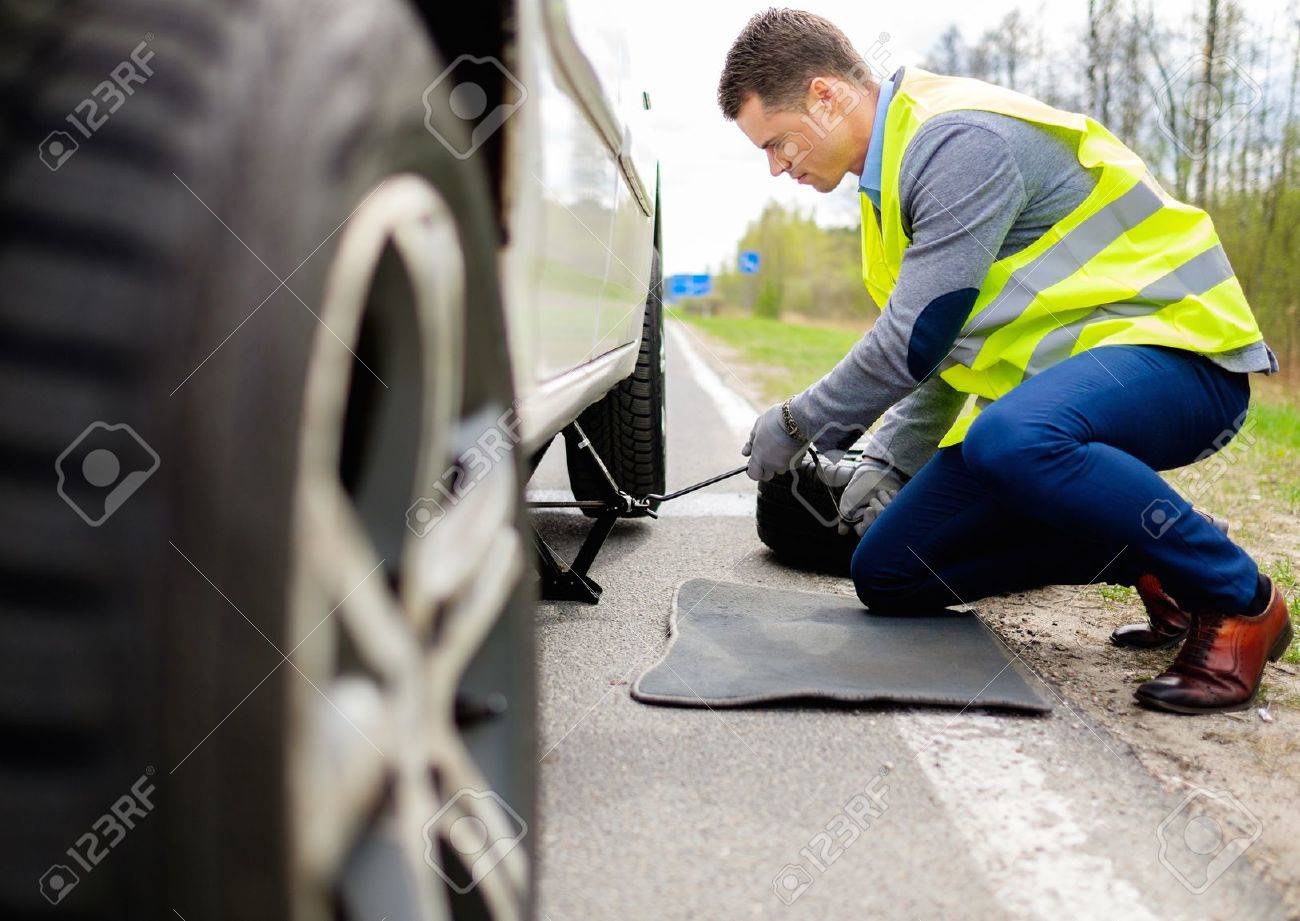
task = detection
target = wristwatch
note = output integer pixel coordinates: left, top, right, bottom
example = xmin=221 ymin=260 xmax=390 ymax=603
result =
xmin=780 ymin=399 xmax=807 ymax=443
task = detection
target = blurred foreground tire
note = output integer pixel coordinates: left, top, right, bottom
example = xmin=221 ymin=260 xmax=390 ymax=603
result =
xmin=0 ymin=1 xmax=534 ymax=919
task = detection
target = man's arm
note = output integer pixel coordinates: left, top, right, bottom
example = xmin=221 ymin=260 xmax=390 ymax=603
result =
xmin=789 ymin=120 xmax=1028 ymax=454
xmin=858 ymin=376 xmax=968 ymax=476
xmin=824 ymin=377 xmax=965 ymax=536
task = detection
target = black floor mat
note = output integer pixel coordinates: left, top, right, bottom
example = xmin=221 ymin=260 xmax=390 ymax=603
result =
xmin=632 ymin=579 xmax=1050 ymax=712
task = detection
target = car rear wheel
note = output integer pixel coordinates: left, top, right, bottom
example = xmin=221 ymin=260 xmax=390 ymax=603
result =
xmin=0 ymin=2 xmax=533 ymax=919
xmin=564 ymin=239 xmax=667 ymax=515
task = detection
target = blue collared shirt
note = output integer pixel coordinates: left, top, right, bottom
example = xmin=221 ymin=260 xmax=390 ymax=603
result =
xmin=860 ymin=78 xmax=895 ymax=210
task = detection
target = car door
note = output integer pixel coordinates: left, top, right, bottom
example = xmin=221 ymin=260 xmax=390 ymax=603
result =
xmin=534 ymin=0 xmax=655 ymax=376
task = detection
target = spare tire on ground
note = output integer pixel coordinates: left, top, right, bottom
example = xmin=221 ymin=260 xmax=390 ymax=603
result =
xmin=756 ymin=450 xmax=863 ymax=577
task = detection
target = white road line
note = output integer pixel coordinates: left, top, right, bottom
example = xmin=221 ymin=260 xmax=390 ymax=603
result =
xmin=667 ymin=322 xmax=757 ymax=437
xmin=895 ymin=713 xmax=1162 ymax=921
xmin=527 ymin=490 xmax=756 ymax=518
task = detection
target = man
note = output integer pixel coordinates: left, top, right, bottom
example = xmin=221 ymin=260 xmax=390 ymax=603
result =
xmin=721 ymin=9 xmax=1291 ymax=714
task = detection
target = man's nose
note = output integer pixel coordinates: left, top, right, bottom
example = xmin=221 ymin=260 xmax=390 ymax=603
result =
xmin=766 ymin=148 xmax=785 ymax=177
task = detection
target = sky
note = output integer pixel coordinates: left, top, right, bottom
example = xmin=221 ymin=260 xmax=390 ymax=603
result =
xmin=623 ymin=0 xmax=1286 ymax=277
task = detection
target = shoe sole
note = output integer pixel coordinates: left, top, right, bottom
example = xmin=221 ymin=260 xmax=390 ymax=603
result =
xmin=1109 ymin=631 xmax=1187 ymax=651
xmin=1133 ymin=693 xmax=1255 ymax=715
xmin=1133 ymin=619 xmax=1295 ymax=714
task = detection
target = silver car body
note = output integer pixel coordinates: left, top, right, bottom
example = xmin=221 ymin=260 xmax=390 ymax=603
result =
xmin=501 ymin=0 xmax=658 ymax=452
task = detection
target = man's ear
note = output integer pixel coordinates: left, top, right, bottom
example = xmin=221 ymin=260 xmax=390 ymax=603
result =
xmin=807 ymin=75 xmax=835 ymax=110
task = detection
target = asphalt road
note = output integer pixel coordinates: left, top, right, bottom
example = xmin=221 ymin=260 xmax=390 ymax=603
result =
xmin=527 ymin=321 xmax=1287 ymax=921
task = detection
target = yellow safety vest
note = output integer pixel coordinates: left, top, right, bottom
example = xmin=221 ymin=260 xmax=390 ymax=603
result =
xmin=862 ymin=68 xmax=1264 ymax=446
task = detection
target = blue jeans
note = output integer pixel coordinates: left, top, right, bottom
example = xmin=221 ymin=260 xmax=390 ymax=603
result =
xmin=852 ymin=345 xmax=1257 ymax=616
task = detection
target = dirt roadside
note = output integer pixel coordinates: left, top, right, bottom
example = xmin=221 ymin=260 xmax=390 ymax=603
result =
xmin=679 ymin=319 xmax=1300 ymax=911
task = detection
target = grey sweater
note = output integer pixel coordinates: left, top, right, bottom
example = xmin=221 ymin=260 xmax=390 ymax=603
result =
xmin=790 ymin=106 xmax=1276 ymax=477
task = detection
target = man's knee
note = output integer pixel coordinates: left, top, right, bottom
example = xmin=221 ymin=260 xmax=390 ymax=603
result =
xmin=850 ymin=536 xmax=924 ymax=612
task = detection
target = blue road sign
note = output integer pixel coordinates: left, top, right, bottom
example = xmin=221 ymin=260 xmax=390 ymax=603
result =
xmin=666 ymin=273 xmax=713 ymax=300
xmin=739 ymin=250 xmax=761 ymax=274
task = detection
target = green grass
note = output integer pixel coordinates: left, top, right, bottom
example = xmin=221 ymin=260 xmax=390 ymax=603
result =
xmin=1241 ymin=396 xmax=1300 ymax=517
xmin=1098 ymin=584 xmax=1138 ymax=605
xmin=1280 ymin=601 xmax=1300 ymax=665
xmin=1247 ymin=398 xmax=1300 ymax=453
xmin=678 ymin=313 xmax=864 ymax=403
xmin=1275 ymin=482 xmax=1300 ymax=514
xmin=1261 ymin=559 xmax=1300 ymax=664
xmin=1264 ymin=558 xmax=1297 ymax=593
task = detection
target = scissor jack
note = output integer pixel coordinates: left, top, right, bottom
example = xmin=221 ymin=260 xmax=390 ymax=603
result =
xmin=528 ymin=421 xmax=747 ymax=603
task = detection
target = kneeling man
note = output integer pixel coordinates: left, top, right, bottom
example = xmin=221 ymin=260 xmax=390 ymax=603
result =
xmin=722 ymin=9 xmax=1289 ymax=714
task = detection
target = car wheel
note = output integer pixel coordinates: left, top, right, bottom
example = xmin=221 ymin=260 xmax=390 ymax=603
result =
xmin=0 ymin=1 xmax=533 ymax=919
xmin=564 ymin=236 xmax=667 ymax=515
xmin=756 ymin=451 xmax=862 ymax=576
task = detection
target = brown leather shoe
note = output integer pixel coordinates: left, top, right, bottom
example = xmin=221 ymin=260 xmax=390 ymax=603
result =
xmin=1135 ymin=579 xmax=1295 ymax=714
xmin=1111 ymin=512 xmax=1229 ymax=650
xmin=1111 ymin=574 xmax=1191 ymax=649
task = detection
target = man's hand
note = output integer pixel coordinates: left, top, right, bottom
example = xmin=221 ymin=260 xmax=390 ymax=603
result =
xmin=820 ymin=458 xmax=907 ymax=536
xmin=741 ymin=404 xmax=806 ymax=481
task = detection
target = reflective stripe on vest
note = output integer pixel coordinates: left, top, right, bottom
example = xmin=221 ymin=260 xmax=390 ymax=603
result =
xmin=860 ymin=68 xmax=1263 ymax=447
xmin=951 ymin=181 xmax=1163 ymax=351
xmin=1022 ymin=243 xmax=1237 ymax=376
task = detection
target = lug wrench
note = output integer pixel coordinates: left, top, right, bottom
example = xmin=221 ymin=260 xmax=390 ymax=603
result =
xmin=642 ymin=463 xmax=749 ymax=504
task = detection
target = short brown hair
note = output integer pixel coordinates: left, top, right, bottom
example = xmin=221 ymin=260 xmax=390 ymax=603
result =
xmin=718 ymin=8 xmax=873 ymax=120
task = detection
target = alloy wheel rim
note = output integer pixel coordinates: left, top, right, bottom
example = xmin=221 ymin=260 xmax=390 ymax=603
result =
xmin=286 ymin=174 xmax=527 ymax=921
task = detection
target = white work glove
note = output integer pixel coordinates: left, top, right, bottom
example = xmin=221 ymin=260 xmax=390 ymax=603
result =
xmin=741 ymin=404 xmax=807 ymax=481
xmin=819 ymin=458 xmax=907 ymax=536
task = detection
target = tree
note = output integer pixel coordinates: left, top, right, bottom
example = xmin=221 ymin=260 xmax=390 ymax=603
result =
xmin=1086 ymin=0 xmax=1119 ymax=124
xmin=930 ymin=26 xmax=966 ymax=75
xmin=1192 ymin=0 xmax=1221 ymax=205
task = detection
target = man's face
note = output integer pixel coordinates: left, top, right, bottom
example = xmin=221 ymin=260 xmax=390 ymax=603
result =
xmin=735 ymin=77 xmax=868 ymax=193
